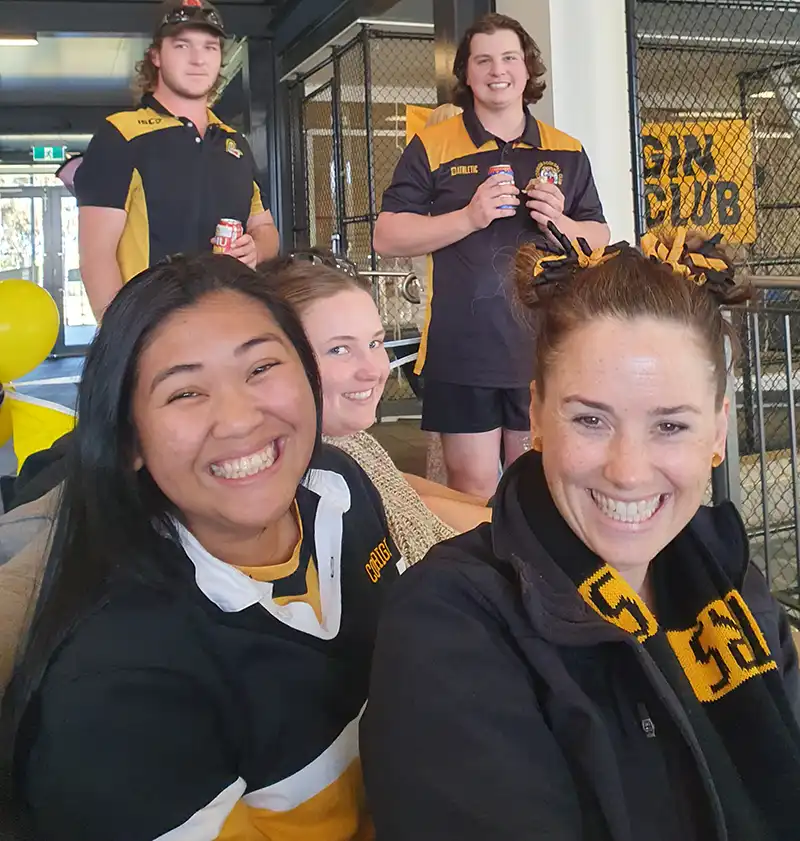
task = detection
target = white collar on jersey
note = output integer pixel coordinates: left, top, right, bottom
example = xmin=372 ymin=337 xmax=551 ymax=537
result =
xmin=175 ymin=468 xmax=351 ymax=641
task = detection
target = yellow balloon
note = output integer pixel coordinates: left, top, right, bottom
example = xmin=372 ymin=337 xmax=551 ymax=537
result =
xmin=0 ymin=394 xmax=11 ymax=448
xmin=0 ymin=280 xmax=59 ymax=382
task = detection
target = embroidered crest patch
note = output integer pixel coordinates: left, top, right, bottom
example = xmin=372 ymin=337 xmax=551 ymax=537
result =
xmin=226 ymin=138 xmax=243 ymax=159
xmin=534 ymin=160 xmax=563 ymax=186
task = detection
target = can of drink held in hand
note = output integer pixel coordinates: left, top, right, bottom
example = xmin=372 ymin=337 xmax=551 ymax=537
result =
xmin=488 ymin=163 xmax=516 ymax=210
xmin=213 ymin=218 xmax=244 ymax=254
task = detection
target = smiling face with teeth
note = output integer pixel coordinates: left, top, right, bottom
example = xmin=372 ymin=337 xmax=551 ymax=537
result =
xmin=132 ymin=289 xmax=318 ymax=563
xmin=530 ymin=316 xmax=728 ymax=596
xmin=466 ymin=29 xmax=530 ymax=112
xmin=301 ymin=288 xmax=390 ymax=438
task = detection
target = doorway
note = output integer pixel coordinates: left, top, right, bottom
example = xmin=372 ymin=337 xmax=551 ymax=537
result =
xmin=0 ymin=184 xmax=95 ymax=356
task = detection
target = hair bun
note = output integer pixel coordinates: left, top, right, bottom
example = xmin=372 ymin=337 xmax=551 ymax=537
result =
xmin=514 ymin=223 xmax=628 ymax=312
xmin=513 ymin=242 xmax=558 ymax=310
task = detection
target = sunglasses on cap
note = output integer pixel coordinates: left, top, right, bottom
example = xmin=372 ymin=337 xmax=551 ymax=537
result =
xmin=160 ymin=6 xmax=224 ymax=33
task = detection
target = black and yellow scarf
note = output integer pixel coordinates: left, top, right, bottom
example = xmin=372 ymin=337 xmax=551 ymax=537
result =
xmin=521 ymin=456 xmax=800 ymax=839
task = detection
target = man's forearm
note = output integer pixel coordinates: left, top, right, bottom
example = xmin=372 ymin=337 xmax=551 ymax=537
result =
xmin=81 ymin=259 xmax=124 ymax=321
xmin=558 ymin=219 xmax=611 ymax=251
xmin=374 ymin=209 xmax=477 ymax=257
xmin=251 ymin=224 xmax=280 ymax=262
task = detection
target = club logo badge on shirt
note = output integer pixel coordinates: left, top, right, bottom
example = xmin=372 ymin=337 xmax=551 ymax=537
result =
xmin=534 ymin=161 xmax=563 ymax=186
xmin=226 ymin=138 xmax=244 ymax=159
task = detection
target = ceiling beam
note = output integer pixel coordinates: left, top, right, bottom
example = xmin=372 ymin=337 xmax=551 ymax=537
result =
xmin=0 ymin=1 xmax=275 ymax=37
xmin=274 ymin=0 xmax=396 ymax=75
xmin=0 ymin=95 xmax=249 ymax=146
xmin=0 ymin=105 xmax=115 ymax=136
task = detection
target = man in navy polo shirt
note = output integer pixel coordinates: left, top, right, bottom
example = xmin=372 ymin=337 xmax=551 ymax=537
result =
xmin=375 ymin=13 xmax=609 ymax=499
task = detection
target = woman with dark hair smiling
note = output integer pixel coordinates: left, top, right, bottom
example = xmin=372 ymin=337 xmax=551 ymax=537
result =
xmin=2 ymin=253 xmax=402 ymax=840
xmin=362 ymin=228 xmax=800 ymax=841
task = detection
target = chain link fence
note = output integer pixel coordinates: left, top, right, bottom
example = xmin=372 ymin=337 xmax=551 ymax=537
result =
xmin=630 ymin=0 xmax=800 ymax=613
xmin=288 ymin=27 xmax=436 ymax=408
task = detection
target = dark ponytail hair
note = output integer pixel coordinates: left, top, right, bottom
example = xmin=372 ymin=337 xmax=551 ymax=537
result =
xmin=1 ymin=253 xmax=322 ymax=760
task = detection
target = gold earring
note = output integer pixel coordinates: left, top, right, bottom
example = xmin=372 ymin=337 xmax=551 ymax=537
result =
xmin=532 ymin=436 xmax=542 ymax=452
xmin=711 ymin=453 xmax=723 ymax=468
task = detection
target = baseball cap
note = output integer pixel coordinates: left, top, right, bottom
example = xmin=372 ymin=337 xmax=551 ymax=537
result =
xmin=155 ymin=0 xmax=227 ymax=39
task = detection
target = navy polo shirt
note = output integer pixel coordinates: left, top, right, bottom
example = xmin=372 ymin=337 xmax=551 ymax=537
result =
xmin=75 ymin=93 xmax=265 ymax=282
xmin=380 ymin=105 xmax=606 ymax=388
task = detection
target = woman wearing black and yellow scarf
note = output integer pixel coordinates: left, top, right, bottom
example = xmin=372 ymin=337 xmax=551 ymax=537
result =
xmin=361 ymin=227 xmax=800 ymax=841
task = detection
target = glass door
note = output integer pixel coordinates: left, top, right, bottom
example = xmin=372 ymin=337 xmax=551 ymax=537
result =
xmin=0 ymin=186 xmax=96 ymax=357
xmin=55 ymin=189 xmax=96 ymax=352
xmin=0 ymin=189 xmax=44 ymax=285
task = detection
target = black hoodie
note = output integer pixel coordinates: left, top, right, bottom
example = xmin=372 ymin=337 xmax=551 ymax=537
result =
xmin=361 ymin=452 xmax=799 ymax=841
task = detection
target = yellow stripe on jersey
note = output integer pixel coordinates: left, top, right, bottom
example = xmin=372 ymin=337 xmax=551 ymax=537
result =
xmin=250 ymin=182 xmax=266 ymax=217
xmin=233 ymin=502 xmax=322 ymax=621
xmin=215 ymin=760 xmax=372 ymax=841
xmin=413 ymin=253 xmax=434 ymax=376
xmin=234 ymin=502 xmax=302 ymax=582
xmin=420 ymin=115 xmax=497 ymax=172
xmin=107 ymin=109 xmax=182 ymax=141
xmin=118 ymin=168 xmax=149 ymax=283
xmin=537 ymin=120 xmax=583 ymax=152
xmin=208 ymin=109 xmax=238 ymax=134
xmin=234 ymin=545 xmax=301 ymax=583
xmin=274 ymin=560 xmax=322 ymax=624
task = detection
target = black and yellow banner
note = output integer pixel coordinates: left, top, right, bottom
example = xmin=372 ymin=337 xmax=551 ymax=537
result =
xmin=642 ymin=120 xmax=756 ymax=243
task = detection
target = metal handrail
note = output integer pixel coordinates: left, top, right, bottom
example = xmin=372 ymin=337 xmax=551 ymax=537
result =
xmin=359 ymin=270 xmax=422 ymax=305
xmin=718 ymin=293 xmax=800 ymax=616
xmin=361 ymin=272 xmax=800 ymax=288
xmin=358 ymin=271 xmax=417 ymax=279
xmin=750 ymin=276 xmax=800 ymax=290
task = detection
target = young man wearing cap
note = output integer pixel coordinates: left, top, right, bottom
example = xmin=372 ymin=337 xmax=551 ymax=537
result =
xmin=75 ymin=0 xmax=279 ymax=319
xmin=374 ymin=13 xmax=610 ymax=499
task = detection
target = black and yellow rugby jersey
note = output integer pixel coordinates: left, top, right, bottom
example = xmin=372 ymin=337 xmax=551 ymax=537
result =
xmin=234 ymin=501 xmax=324 ymax=622
xmin=75 ymin=93 xmax=266 ymax=282
xmin=381 ymin=105 xmax=606 ymax=389
xmin=19 ymin=445 xmax=403 ymax=841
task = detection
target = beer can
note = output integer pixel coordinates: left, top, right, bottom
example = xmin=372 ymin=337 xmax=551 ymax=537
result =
xmin=213 ymin=218 xmax=244 ymax=254
xmin=488 ymin=164 xmax=515 ymax=210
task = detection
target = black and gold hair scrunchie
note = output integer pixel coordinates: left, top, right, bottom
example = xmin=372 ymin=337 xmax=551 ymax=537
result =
xmin=640 ymin=228 xmax=735 ymax=301
xmin=531 ymin=221 xmax=627 ymax=288
xmin=531 ymin=223 xmax=735 ymax=303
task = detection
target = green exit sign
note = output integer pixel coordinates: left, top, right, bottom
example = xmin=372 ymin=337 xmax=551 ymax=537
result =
xmin=32 ymin=145 xmax=67 ymax=163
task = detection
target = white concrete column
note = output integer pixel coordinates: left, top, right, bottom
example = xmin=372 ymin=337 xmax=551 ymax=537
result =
xmin=495 ymin=0 xmax=637 ymax=242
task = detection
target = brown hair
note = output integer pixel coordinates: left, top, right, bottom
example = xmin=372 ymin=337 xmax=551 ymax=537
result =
xmin=133 ymin=42 xmax=161 ymax=98
xmin=514 ymin=231 xmax=754 ymax=408
xmin=257 ymin=253 xmax=372 ymax=316
xmin=132 ymin=34 xmax=224 ymax=100
xmin=452 ymin=13 xmax=547 ymax=109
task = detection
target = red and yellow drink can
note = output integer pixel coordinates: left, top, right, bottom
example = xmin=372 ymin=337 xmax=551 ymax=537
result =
xmin=212 ymin=218 xmax=244 ymax=254
xmin=488 ymin=164 xmax=515 ymax=210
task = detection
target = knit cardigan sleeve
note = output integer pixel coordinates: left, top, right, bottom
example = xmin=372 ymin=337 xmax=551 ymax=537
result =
xmin=322 ymin=432 xmax=455 ymax=566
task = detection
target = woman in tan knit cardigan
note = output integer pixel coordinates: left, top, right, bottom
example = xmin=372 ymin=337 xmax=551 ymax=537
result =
xmin=260 ymin=258 xmax=491 ymax=565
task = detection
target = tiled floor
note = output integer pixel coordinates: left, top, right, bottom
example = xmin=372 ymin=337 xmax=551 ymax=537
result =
xmin=370 ymin=419 xmax=427 ymax=476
